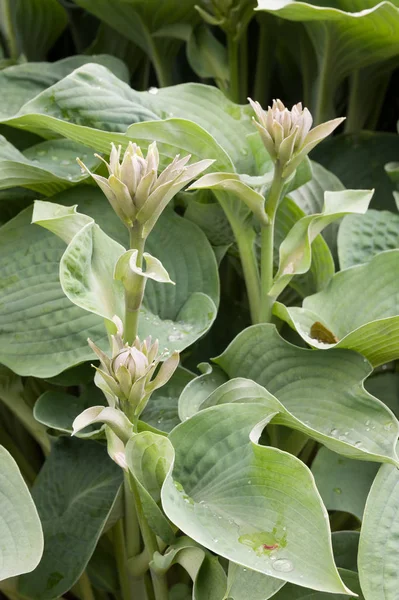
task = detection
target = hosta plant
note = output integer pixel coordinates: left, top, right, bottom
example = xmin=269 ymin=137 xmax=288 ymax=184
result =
xmin=0 ymin=2 xmax=399 ymax=600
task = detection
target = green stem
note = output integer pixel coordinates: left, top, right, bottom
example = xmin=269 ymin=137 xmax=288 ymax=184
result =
xmin=113 ymin=520 xmax=132 ymax=600
xmin=2 ymin=0 xmax=18 ymax=59
xmin=124 ymin=227 xmax=146 ymax=345
xmin=344 ymin=70 xmax=362 ymax=134
xmin=124 ymin=471 xmax=141 ymax=559
xmin=77 ymin=572 xmax=95 ymax=600
xmin=227 ymin=35 xmax=240 ymax=103
xmin=128 ymin=474 xmax=169 ymax=600
xmin=259 ymin=161 xmax=284 ymax=323
xmin=235 ymin=228 xmax=261 ymax=324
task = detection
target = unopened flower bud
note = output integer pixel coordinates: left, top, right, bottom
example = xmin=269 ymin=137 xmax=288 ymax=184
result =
xmin=112 ymin=347 xmax=149 ymax=382
xmin=249 ymin=98 xmax=345 ymax=177
xmin=78 ymin=142 xmax=214 ymax=236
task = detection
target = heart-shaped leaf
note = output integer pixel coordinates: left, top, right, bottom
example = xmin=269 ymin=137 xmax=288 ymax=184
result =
xmin=358 ymin=454 xmax=399 ymax=600
xmin=0 ymin=187 xmax=219 ymax=377
xmin=338 ymin=210 xmax=399 ymax=270
xmin=0 ymin=56 xmax=129 ymax=121
xmin=162 ymin=403 xmax=350 ymax=594
xmin=312 ymin=447 xmax=379 ymax=521
xmin=0 ymin=446 xmax=43 ymax=581
xmin=19 ymin=438 xmax=122 ymax=600
xmin=213 ymin=324 xmax=399 ymax=465
xmin=275 ymin=250 xmax=399 ymax=366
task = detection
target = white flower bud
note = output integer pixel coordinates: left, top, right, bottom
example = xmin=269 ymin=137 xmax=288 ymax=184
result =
xmin=249 ymin=97 xmax=345 ymax=177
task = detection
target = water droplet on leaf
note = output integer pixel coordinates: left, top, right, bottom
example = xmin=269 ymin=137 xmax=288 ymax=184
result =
xmin=272 ymin=559 xmax=294 ymax=573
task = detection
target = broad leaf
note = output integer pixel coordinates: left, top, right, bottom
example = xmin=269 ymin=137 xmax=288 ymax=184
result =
xmin=226 ymin=562 xmax=285 ymax=600
xmin=0 ymin=56 xmax=129 ymax=121
xmin=162 ymin=403 xmax=350 ymax=594
xmin=0 ymin=446 xmax=43 ymax=581
xmin=312 ymin=447 xmax=378 ymax=520
xmin=256 ymin=1 xmax=399 ymax=121
xmin=358 ymin=454 xmax=399 ymax=600
xmin=0 ymin=188 xmax=219 ymax=377
xmin=19 ymin=438 xmax=122 ymax=599
xmin=0 ymin=137 xmax=101 ymax=195
xmin=271 ymin=569 xmax=363 ymax=600
xmin=338 ymin=210 xmax=399 ymax=269
xmin=270 ymin=189 xmax=373 ymax=297
xmin=214 ymin=325 xmax=399 ymax=465
xmin=275 ymin=250 xmax=399 ymax=366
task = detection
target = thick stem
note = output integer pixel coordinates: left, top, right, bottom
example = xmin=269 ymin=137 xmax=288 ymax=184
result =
xmin=239 ymin=29 xmax=248 ymax=104
xmin=313 ymin=32 xmax=334 ymax=125
xmin=344 ymin=70 xmax=362 ymax=134
xmin=235 ymin=228 xmax=261 ymax=324
xmin=124 ymin=227 xmax=146 ymax=345
xmin=259 ymin=161 xmax=284 ymax=323
xmin=124 ymin=472 xmax=141 ymax=559
xmin=227 ymin=35 xmax=240 ymax=103
xmin=128 ymin=474 xmax=169 ymax=600
xmin=113 ymin=520 xmax=132 ymax=600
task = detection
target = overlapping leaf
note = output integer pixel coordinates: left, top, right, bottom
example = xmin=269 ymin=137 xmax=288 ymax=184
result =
xmin=275 ymin=250 xmax=399 ymax=366
xmin=162 ymin=403 xmax=350 ymax=594
xmin=0 ymin=446 xmax=43 ymax=581
xmin=338 ymin=210 xmax=399 ymax=269
xmin=0 ymin=187 xmax=219 ymax=377
xmin=19 ymin=438 xmax=122 ymax=599
xmin=358 ymin=453 xmax=399 ymax=600
xmin=212 ymin=324 xmax=399 ymax=464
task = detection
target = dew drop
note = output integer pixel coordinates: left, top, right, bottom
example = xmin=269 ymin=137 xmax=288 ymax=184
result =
xmin=37 ymin=149 xmax=47 ymax=156
xmin=272 ymin=559 xmax=294 ymax=573
xmin=384 ymin=422 xmax=393 ymax=431
xmin=148 ymin=86 xmax=159 ymax=95
xmin=167 ymin=332 xmax=183 ymax=342
xmin=61 ymin=159 xmax=71 ymax=165
xmin=366 ymin=420 xmax=371 ymax=426
xmin=330 ymin=428 xmax=338 ymax=436
xmin=333 ymin=487 xmax=342 ymax=495
xmin=247 ymin=480 xmax=252 ymax=485
xmin=354 ymin=441 xmax=362 ymax=448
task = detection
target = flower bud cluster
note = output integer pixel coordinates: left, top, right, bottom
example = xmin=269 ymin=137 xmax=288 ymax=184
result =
xmin=78 ymin=142 xmax=213 ymax=236
xmin=89 ymin=317 xmax=179 ymax=418
xmin=249 ymin=98 xmax=344 ymax=177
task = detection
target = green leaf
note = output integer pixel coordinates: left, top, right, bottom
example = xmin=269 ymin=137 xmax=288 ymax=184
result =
xmin=152 ymin=537 xmax=227 ymax=600
xmin=186 ymin=24 xmax=229 ymax=86
xmin=358 ymin=454 xmax=399 ymax=600
xmin=214 ymin=324 xmax=399 ymax=465
xmin=288 ymin=160 xmax=345 ymax=257
xmin=338 ymin=210 xmax=399 ymax=270
xmin=273 ymin=196 xmax=335 ymax=299
xmin=226 ymin=562 xmax=285 ymax=600
xmin=0 ymin=56 xmax=129 ymax=121
xmin=19 ymin=438 xmax=122 ymax=600
xmin=274 ymin=250 xmax=399 ymax=366
xmin=312 ymin=447 xmax=378 ymax=521
xmin=0 ymin=137 xmax=101 ymax=195
xmin=270 ymin=568 xmax=363 ymax=600
xmin=126 ymin=432 xmax=176 ymax=544
xmin=256 ymin=1 xmax=399 ymax=120
xmin=162 ymin=403 xmax=350 ymax=594
xmin=0 ymin=446 xmax=43 ymax=581
xmin=0 ymin=0 xmax=68 ymax=60
xmin=270 ymin=189 xmax=373 ymax=297
xmin=314 ymin=132 xmax=399 ymax=211
xmin=34 ymin=387 xmax=106 ymax=437
xmin=332 ymin=532 xmax=360 ymax=572
xmin=0 ymin=188 xmax=219 ymax=377
xmin=141 ymin=367 xmax=194 ymax=433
